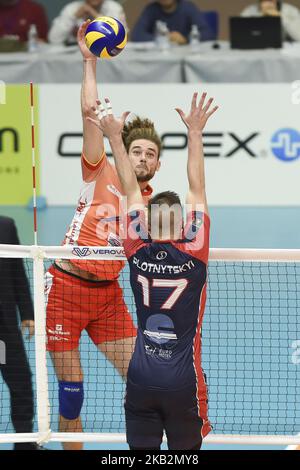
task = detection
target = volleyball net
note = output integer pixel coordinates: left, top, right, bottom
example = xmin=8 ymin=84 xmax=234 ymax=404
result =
xmin=1 ymin=244 xmax=300 ymax=446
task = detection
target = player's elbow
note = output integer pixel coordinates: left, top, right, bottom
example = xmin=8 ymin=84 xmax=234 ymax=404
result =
xmin=187 ymin=187 xmax=206 ymax=205
xmin=189 ymin=179 xmax=206 ymax=195
xmin=82 ymin=105 xmax=95 ymax=118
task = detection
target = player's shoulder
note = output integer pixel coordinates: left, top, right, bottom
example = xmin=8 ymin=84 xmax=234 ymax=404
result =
xmin=104 ymin=156 xmax=121 ymax=181
xmin=82 ymin=151 xmax=109 ymax=171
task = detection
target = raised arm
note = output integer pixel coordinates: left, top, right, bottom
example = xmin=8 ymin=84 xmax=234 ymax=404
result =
xmin=176 ymin=92 xmax=218 ymax=215
xmin=78 ymin=21 xmax=105 ymax=164
xmin=87 ymin=99 xmax=144 ymax=211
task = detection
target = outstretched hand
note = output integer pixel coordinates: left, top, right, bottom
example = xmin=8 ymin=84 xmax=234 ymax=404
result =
xmin=77 ymin=19 xmax=96 ymax=60
xmin=87 ymin=99 xmax=131 ymax=139
xmin=176 ymin=92 xmax=218 ymax=132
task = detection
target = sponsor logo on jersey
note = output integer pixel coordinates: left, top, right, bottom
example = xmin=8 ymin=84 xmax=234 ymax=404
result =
xmin=144 ymin=314 xmax=177 ymax=345
xmin=156 ymin=251 xmax=168 ymax=261
xmin=47 ymin=324 xmax=70 ymax=342
xmin=145 ymin=344 xmax=157 ymax=356
xmin=144 ymin=344 xmax=172 ymax=360
xmin=76 ymin=200 xmax=88 ymax=214
xmin=158 ymin=349 xmax=172 ymax=360
xmin=63 ymin=386 xmax=81 ymax=392
xmin=133 ymin=257 xmax=195 ymax=274
xmin=144 ymin=330 xmax=177 ymax=342
xmin=65 ymin=183 xmax=95 ymax=245
xmin=108 ymin=232 xmax=122 ymax=247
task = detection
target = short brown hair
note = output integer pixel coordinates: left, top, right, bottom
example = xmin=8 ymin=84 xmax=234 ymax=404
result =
xmin=148 ymin=191 xmax=183 ymax=238
xmin=123 ymin=117 xmax=162 ymax=157
xmin=148 ymin=191 xmax=181 ymax=210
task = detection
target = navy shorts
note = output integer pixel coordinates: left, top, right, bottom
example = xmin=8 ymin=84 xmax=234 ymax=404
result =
xmin=124 ymin=380 xmax=204 ymax=450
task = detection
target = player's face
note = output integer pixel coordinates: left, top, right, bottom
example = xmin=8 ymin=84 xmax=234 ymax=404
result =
xmin=128 ymin=139 xmax=161 ymax=183
xmin=86 ymin=0 xmax=103 ymax=8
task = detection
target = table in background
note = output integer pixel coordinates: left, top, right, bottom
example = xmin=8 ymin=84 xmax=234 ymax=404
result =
xmin=184 ymin=41 xmax=300 ymax=83
xmin=0 ymin=43 xmax=184 ymax=84
xmin=1 ymin=42 xmax=300 ymax=83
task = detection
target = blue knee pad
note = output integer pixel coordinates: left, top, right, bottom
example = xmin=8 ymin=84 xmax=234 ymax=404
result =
xmin=59 ymin=381 xmax=84 ymax=420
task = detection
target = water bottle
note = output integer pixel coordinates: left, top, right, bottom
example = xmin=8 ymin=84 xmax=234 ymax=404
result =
xmin=28 ymin=24 xmax=38 ymax=53
xmin=155 ymin=21 xmax=170 ymax=51
xmin=189 ymin=24 xmax=201 ymax=52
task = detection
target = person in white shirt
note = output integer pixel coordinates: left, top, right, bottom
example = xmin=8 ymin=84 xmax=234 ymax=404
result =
xmin=49 ymin=0 xmax=127 ymax=45
xmin=241 ymin=1 xmax=300 ymax=41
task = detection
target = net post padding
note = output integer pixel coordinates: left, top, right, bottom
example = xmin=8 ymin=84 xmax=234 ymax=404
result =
xmin=32 ymin=248 xmax=51 ymax=445
xmin=0 ymin=246 xmax=50 ymax=445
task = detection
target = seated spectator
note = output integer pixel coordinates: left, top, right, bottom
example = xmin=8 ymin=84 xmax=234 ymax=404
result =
xmin=0 ymin=0 xmax=48 ymax=42
xmin=49 ymin=0 xmax=128 ymax=45
xmin=131 ymin=0 xmax=214 ymax=44
xmin=241 ymin=1 xmax=300 ymax=41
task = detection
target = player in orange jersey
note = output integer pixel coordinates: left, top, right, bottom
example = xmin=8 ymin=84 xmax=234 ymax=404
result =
xmin=45 ymin=20 xmax=161 ymax=450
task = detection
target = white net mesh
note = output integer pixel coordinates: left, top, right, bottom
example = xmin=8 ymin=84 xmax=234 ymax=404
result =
xmin=1 ymin=245 xmax=300 ymax=445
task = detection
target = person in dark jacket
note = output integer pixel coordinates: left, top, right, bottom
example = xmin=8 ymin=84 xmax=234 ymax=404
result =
xmin=0 ymin=0 xmax=49 ymax=42
xmin=131 ymin=0 xmax=213 ymax=44
xmin=0 ymin=216 xmax=39 ymax=450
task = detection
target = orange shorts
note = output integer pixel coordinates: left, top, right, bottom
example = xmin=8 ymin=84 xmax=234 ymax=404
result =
xmin=45 ymin=265 xmax=137 ymax=352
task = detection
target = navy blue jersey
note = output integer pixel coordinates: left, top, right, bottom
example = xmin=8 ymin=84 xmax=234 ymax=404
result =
xmin=123 ymin=210 xmax=210 ymax=399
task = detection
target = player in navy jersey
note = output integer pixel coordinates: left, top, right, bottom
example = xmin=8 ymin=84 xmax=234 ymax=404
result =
xmin=87 ymin=92 xmax=218 ymax=450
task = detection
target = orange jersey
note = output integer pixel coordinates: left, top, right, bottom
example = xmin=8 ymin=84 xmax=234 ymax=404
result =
xmin=63 ymin=153 xmax=153 ymax=279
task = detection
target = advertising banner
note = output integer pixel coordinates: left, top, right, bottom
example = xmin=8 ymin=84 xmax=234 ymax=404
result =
xmin=39 ymin=84 xmax=300 ymax=206
xmin=0 ymin=84 xmax=40 ymax=205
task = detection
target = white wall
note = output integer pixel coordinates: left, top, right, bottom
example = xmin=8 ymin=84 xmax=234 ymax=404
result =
xmin=39 ymin=83 xmax=300 ymax=206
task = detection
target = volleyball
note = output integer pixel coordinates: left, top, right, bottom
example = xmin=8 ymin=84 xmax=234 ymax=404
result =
xmin=85 ymin=16 xmax=127 ymax=59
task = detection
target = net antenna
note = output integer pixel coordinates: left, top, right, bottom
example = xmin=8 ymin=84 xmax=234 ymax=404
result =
xmin=30 ymin=82 xmax=51 ymax=444
xmin=30 ymin=82 xmax=38 ymax=246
